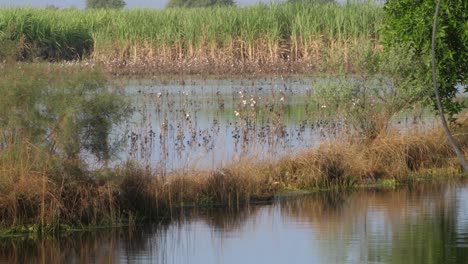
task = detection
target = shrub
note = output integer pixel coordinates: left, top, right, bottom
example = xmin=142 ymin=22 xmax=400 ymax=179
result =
xmin=382 ymin=0 xmax=467 ymax=119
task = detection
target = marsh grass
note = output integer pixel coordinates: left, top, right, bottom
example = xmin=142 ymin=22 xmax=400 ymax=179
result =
xmin=1 ymin=62 xmax=466 ymax=235
xmin=107 ymin=117 xmax=467 ymax=218
xmin=0 ymin=1 xmax=464 ymax=234
xmin=1 ymin=102 xmax=466 ymax=234
xmin=0 ymin=3 xmax=382 ymax=74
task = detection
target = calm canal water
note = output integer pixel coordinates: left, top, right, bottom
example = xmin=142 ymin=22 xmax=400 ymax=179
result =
xmin=2 ymin=180 xmax=467 ymax=264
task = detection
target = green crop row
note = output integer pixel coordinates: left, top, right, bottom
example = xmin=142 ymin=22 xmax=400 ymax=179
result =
xmin=0 ymin=3 xmax=382 ymax=61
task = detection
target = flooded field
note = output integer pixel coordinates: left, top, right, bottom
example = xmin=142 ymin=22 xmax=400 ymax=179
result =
xmin=2 ymin=180 xmax=467 ymax=264
xmin=1 ymin=69 xmax=466 ymax=264
xmin=117 ymin=77 xmax=435 ymax=172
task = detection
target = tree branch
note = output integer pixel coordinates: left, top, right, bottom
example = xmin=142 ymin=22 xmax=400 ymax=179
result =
xmin=431 ymin=0 xmax=468 ymax=173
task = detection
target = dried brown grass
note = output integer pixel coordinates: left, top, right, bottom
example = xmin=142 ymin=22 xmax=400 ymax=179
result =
xmin=1 ymin=117 xmax=466 ymax=232
xmin=94 ymin=38 xmax=377 ymax=76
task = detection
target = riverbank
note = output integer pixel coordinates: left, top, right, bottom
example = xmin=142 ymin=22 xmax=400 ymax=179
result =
xmin=0 ymin=62 xmax=467 ymax=236
xmin=1 ymin=113 xmax=466 ymax=236
xmin=3 ymin=179 xmax=468 ymax=264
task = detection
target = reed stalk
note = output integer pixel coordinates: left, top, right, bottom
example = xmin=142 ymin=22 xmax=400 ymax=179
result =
xmin=0 ymin=3 xmax=382 ymax=73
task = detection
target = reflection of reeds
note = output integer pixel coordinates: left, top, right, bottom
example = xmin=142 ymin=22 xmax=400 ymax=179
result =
xmin=0 ymin=205 xmax=261 ymax=264
xmin=281 ymin=183 xmax=454 ymax=233
xmin=278 ymin=182 xmax=464 ymax=264
xmin=1 ymin=181 xmax=463 ymax=264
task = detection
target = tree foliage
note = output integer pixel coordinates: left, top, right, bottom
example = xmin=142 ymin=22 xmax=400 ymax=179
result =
xmin=314 ymin=44 xmax=431 ymax=139
xmin=86 ymin=0 xmax=126 ymax=9
xmin=0 ymin=65 xmax=129 ymax=163
xmin=167 ymin=0 xmax=235 ymax=8
xmin=382 ymin=0 xmax=467 ymax=118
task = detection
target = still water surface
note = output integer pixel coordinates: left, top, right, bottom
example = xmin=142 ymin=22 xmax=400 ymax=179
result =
xmin=2 ymin=180 xmax=467 ymax=264
xmin=116 ymin=77 xmax=433 ymax=172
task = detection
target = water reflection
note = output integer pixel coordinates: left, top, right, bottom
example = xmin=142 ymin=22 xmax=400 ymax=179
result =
xmin=2 ymin=181 xmax=467 ymax=264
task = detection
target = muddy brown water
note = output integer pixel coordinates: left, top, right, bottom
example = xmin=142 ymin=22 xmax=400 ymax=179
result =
xmin=1 ymin=180 xmax=467 ymax=264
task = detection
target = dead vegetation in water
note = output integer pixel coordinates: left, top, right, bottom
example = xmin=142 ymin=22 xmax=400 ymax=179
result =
xmin=0 ymin=62 xmax=466 ymax=233
xmin=98 ymin=38 xmax=379 ymax=76
xmin=1 ymin=114 xmax=466 ymax=232
xmin=111 ymin=120 xmax=468 ymax=208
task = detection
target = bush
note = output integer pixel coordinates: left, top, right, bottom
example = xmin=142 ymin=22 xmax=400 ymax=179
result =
xmin=313 ymin=44 xmax=430 ymax=139
xmin=0 ymin=64 xmax=131 ymax=228
xmin=382 ymin=0 xmax=467 ymax=119
xmin=0 ymin=64 xmax=129 ymax=165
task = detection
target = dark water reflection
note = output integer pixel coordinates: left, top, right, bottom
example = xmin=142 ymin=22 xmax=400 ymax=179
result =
xmin=2 ymin=180 xmax=468 ymax=264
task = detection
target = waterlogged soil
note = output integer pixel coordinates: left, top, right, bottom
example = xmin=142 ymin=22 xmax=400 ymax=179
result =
xmin=1 ymin=180 xmax=467 ymax=264
xmin=113 ymin=77 xmax=435 ymax=172
xmin=105 ymin=59 xmax=319 ymax=77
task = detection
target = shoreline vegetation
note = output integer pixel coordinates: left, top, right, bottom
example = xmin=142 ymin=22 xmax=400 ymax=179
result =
xmin=0 ymin=3 xmax=382 ymax=75
xmin=0 ymin=64 xmax=466 ymax=237
xmin=1 ymin=107 xmax=467 ymax=236
xmin=0 ymin=2 xmax=467 ymax=236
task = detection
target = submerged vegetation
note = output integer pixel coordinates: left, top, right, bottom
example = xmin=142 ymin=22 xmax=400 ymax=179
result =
xmin=0 ymin=62 xmax=466 ymax=235
xmin=0 ymin=3 xmax=382 ymax=74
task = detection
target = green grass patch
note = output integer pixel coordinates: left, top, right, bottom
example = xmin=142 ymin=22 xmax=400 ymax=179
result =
xmin=0 ymin=3 xmax=382 ymax=67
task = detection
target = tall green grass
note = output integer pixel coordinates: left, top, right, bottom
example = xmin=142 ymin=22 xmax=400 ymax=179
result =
xmin=0 ymin=3 xmax=382 ymax=69
xmin=0 ymin=8 xmax=92 ymax=60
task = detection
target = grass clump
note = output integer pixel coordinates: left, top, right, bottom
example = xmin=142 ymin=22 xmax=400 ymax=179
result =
xmin=0 ymin=64 xmax=129 ymax=232
xmin=117 ymin=114 xmax=467 ymax=206
xmin=105 ymin=119 xmax=467 ymax=219
xmin=0 ymin=9 xmax=93 ymax=61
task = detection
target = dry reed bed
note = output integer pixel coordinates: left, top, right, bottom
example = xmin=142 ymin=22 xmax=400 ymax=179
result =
xmin=101 ymin=38 xmax=378 ymax=75
xmin=106 ymin=120 xmax=468 ymax=218
xmin=2 ymin=119 xmax=465 ymax=230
